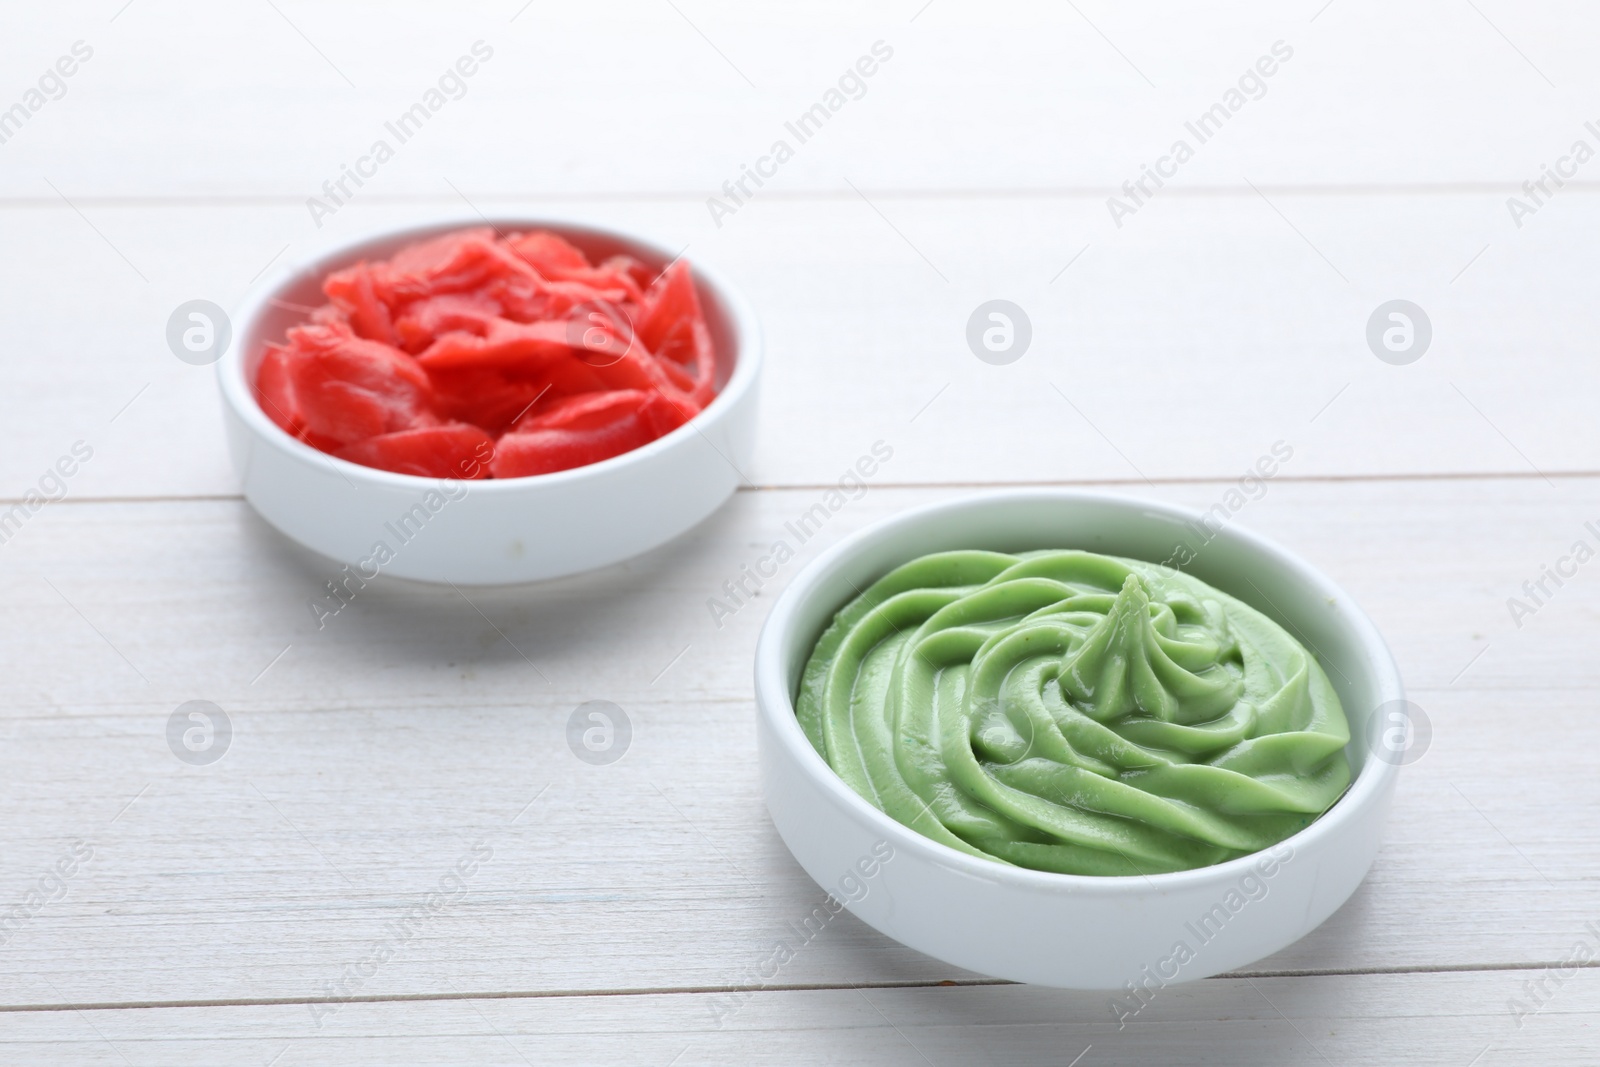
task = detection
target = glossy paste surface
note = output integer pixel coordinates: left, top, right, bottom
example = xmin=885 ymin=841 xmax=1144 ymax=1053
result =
xmin=796 ymin=550 xmax=1352 ymax=875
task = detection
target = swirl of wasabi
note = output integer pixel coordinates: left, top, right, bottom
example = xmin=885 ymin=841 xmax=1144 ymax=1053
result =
xmin=796 ymin=550 xmax=1351 ymax=875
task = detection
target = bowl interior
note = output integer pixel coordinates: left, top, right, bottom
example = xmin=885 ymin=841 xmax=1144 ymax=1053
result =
xmin=776 ymin=492 xmax=1399 ymax=791
xmin=238 ymin=219 xmax=741 ymax=393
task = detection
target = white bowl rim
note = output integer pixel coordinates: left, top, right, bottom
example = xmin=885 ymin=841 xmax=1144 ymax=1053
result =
xmin=754 ymin=487 xmax=1406 ymax=897
xmin=218 ymin=210 xmax=762 ymax=491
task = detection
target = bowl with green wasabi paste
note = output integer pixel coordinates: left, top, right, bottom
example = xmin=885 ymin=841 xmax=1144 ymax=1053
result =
xmin=753 ymin=490 xmax=1404 ymax=990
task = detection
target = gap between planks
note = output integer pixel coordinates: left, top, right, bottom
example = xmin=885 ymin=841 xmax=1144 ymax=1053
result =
xmin=6 ymin=182 xmax=1600 ymax=211
xmin=7 ymin=959 xmax=1600 ymax=1016
xmin=2 ymin=467 xmax=1594 ymax=510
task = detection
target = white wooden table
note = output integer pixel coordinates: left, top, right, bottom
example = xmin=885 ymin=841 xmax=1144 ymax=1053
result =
xmin=3 ymin=2 xmax=1597 ymax=1062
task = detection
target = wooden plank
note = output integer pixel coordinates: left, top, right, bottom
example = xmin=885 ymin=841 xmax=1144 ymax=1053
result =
xmin=0 ymin=1 xmax=1594 ymax=197
xmin=0 ymin=190 xmax=1594 ymax=498
xmin=0 ymin=478 xmax=1595 ymax=1006
xmin=3 ymin=969 xmax=1597 ymax=1065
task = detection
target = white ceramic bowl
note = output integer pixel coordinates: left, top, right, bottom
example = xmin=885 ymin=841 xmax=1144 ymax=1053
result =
xmin=754 ymin=490 xmax=1404 ymax=990
xmin=218 ymin=215 xmax=760 ymax=585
